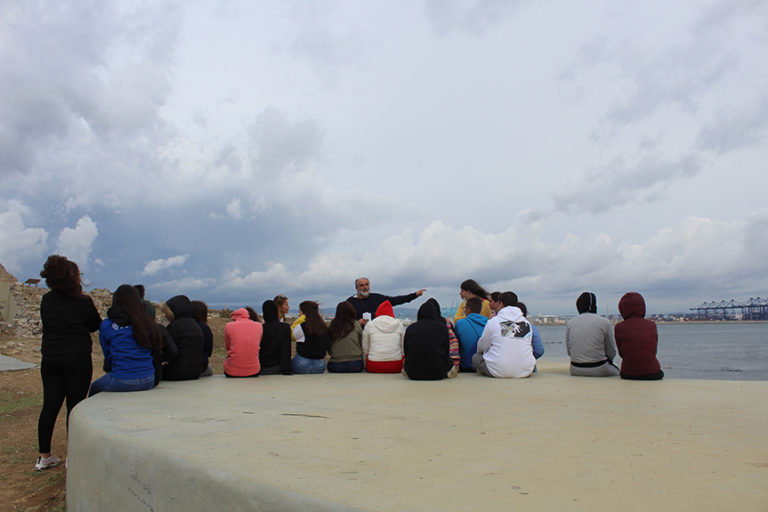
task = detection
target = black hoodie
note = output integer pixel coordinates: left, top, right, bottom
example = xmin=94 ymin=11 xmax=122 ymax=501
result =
xmin=161 ymin=295 xmax=204 ymax=381
xmin=259 ymin=300 xmax=292 ymax=374
xmin=403 ymin=298 xmax=452 ymax=380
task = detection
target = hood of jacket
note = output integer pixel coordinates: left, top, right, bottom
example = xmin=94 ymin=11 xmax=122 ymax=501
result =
xmin=462 ymin=312 xmax=488 ymax=330
xmin=417 ymin=298 xmax=441 ymax=321
xmin=106 ymin=304 xmax=132 ymax=327
xmin=262 ymin=300 xmax=279 ymax=322
xmin=618 ymin=292 xmax=646 ymax=319
xmin=164 ymin=295 xmax=193 ymax=320
xmin=497 ymin=305 xmax=525 ymax=323
xmin=375 ymin=300 xmax=394 ymax=318
xmin=576 ymin=292 xmax=597 ymax=314
xmin=230 ymin=307 xmax=250 ymax=321
xmin=369 ymin=314 xmax=403 ymax=333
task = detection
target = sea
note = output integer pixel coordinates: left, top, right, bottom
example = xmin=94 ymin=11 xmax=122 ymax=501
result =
xmin=536 ymin=323 xmax=768 ymax=381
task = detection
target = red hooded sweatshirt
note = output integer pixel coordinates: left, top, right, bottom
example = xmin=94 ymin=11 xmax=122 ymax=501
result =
xmin=615 ymin=292 xmax=661 ymax=377
xmin=223 ymin=308 xmax=263 ymax=377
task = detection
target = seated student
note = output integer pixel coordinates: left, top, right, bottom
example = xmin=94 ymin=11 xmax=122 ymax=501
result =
xmin=259 ymin=300 xmax=292 ymax=375
xmin=223 ymin=308 xmax=263 ymax=378
xmin=245 ymin=306 xmax=262 ymax=323
xmin=452 ymin=279 xmax=493 ymax=323
xmin=274 ymin=294 xmax=290 ymax=322
xmin=192 ymin=300 xmax=214 ymax=377
xmin=615 ymin=292 xmax=664 ymax=380
xmin=565 ymin=292 xmax=619 ymax=377
xmin=291 ymin=301 xmax=330 ymax=374
xmin=161 ymin=295 xmax=205 ymax=381
xmin=517 ymin=302 xmax=544 ymax=360
xmin=89 ymin=285 xmax=160 ymax=395
xmin=472 ymin=291 xmax=535 ymax=378
xmin=488 ymin=291 xmax=502 ymax=317
xmin=327 ymin=301 xmax=364 ymax=373
xmin=403 ymin=298 xmax=454 ymax=380
xmin=362 ymin=300 xmax=405 ymax=373
xmin=454 ymin=297 xmax=488 ymax=372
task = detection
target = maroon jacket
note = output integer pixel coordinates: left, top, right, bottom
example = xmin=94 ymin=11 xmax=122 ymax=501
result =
xmin=615 ymin=293 xmax=661 ymax=377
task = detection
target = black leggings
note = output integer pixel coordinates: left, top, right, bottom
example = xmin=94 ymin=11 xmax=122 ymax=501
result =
xmin=37 ymin=354 xmax=92 ymax=453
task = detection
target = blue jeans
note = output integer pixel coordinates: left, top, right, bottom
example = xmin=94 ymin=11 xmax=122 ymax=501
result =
xmin=291 ymin=354 xmax=326 ymax=374
xmin=327 ymin=360 xmax=363 ymax=373
xmin=88 ymin=373 xmax=155 ymax=396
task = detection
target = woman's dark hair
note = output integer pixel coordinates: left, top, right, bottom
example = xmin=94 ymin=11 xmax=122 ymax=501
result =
xmin=245 ymin=306 xmax=261 ymax=322
xmin=460 ymin=279 xmax=489 ymax=300
xmin=490 ymin=291 xmax=501 ymax=302
xmin=191 ymin=300 xmax=208 ymax=324
xmin=517 ymin=301 xmax=528 ymax=317
xmin=328 ymin=301 xmax=356 ymax=341
xmin=576 ymin=292 xmax=597 ymax=314
xmin=299 ymin=301 xmax=328 ymax=337
xmin=112 ymin=284 xmax=161 ymax=350
xmin=40 ymin=255 xmax=83 ymax=297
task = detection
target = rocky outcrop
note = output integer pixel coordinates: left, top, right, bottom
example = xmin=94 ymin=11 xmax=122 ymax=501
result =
xmin=0 ymin=270 xmax=113 ymax=338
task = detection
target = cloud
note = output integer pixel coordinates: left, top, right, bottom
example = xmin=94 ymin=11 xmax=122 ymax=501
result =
xmin=225 ymin=199 xmax=243 ymax=220
xmin=0 ymin=202 xmax=49 ymax=273
xmin=142 ymin=254 xmax=190 ymax=276
xmin=249 ymin=107 xmax=325 ymax=178
xmin=207 ymin=213 xmax=768 ymax=314
xmin=695 ymin=96 xmax=768 ymax=154
xmin=549 ymin=153 xmax=700 ymax=216
xmin=0 ymin=2 xmax=180 ymax=208
xmin=423 ymin=0 xmax=527 ymax=36
xmin=55 ymin=216 xmax=98 ymax=271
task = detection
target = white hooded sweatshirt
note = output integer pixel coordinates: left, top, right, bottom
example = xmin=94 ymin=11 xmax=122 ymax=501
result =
xmin=477 ymin=306 xmax=535 ymax=378
xmin=362 ymin=316 xmax=405 ymax=362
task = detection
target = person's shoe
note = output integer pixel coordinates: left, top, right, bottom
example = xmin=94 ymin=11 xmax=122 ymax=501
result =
xmin=35 ymin=455 xmax=61 ymax=471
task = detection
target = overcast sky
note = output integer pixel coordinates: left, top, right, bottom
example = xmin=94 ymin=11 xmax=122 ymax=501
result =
xmin=2 ymin=1 xmax=767 ymax=316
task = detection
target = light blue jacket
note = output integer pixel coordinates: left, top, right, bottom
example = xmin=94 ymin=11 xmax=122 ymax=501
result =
xmin=454 ymin=313 xmax=488 ymax=370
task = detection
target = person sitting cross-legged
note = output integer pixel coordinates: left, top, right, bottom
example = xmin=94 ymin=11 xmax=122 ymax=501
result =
xmin=472 ymin=291 xmax=535 ymax=378
xmin=454 ymin=297 xmax=488 ymax=372
xmin=362 ymin=300 xmax=405 ymax=373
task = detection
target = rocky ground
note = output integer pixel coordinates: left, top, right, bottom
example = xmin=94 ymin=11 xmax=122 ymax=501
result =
xmin=0 ymin=315 xmax=229 ymax=511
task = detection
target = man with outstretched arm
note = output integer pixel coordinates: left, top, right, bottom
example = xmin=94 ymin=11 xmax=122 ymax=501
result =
xmin=347 ymin=277 xmax=426 ymax=326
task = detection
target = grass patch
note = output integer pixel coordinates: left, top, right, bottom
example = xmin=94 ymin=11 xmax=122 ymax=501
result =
xmin=0 ymin=389 xmax=42 ymax=414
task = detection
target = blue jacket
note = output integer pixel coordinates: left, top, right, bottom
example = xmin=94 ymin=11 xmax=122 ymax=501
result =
xmin=454 ymin=313 xmax=488 ymax=370
xmin=531 ymin=324 xmax=545 ymax=359
xmin=99 ymin=309 xmax=155 ymax=381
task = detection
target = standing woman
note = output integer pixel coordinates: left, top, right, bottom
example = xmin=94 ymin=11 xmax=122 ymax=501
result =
xmin=452 ymin=279 xmax=493 ymax=323
xmin=36 ymin=255 xmax=101 ymax=471
xmin=327 ymin=301 xmax=364 ymax=373
xmin=291 ymin=301 xmax=330 ymax=374
xmin=89 ymin=285 xmax=160 ymax=395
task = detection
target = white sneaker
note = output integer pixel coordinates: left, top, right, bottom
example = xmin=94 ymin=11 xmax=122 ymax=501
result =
xmin=35 ymin=455 xmax=61 ymax=471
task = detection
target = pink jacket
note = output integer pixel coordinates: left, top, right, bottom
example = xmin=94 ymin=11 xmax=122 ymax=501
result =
xmin=223 ymin=308 xmax=263 ymax=377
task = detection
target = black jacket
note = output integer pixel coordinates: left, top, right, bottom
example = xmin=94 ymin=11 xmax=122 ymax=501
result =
xmin=403 ymin=299 xmax=452 ymax=380
xmin=260 ymin=301 xmax=292 ymax=374
xmin=40 ymin=290 xmax=101 ymax=356
xmin=346 ymin=292 xmax=420 ymax=320
xmin=162 ymin=295 xmax=203 ymax=381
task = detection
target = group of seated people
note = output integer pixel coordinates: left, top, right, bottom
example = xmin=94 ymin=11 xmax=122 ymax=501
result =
xmin=566 ymin=291 xmax=663 ymax=380
xmin=94 ymin=278 xmax=662 ymax=395
xmin=33 ymin=254 xmax=664 ymax=473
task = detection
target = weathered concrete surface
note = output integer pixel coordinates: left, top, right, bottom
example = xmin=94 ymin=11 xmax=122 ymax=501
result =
xmin=67 ymin=361 xmax=768 ymax=511
xmin=0 ymin=354 xmax=36 ymax=371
